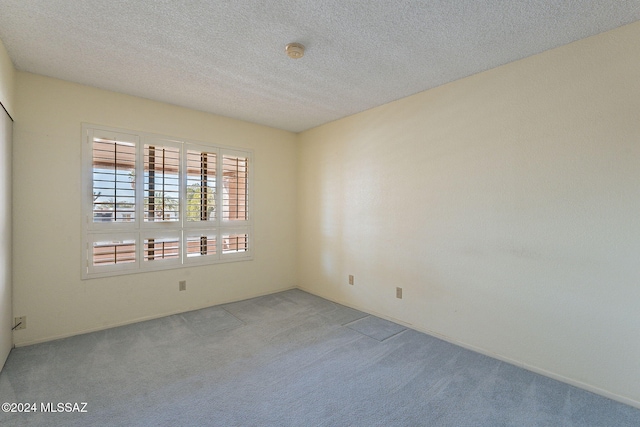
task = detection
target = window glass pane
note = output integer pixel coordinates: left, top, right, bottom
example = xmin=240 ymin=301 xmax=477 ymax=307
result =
xmin=144 ymin=145 xmax=180 ymax=222
xmin=222 ymin=155 xmax=248 ymax=221
xmin=186 ymin=150 xmax=216 ymax=222
xmin=186 ymin=233 xmax=217 ymax=257
xmin=143 ymin=237 xmax=180 ymax=261
xmin=222 ymin=232 xmax=248 ymax=254
xmin=92 ymin=239 xmax=136 ymax=266
xmin=92 ymin=137 xmax=136 ymax=223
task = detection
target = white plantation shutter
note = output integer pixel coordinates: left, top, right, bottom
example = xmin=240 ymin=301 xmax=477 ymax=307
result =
xmin=222 ymin=153 xmax=249 ymax=222
xmin=86 ymin=232 xmax=139 ymax=276
xmin=144 ymin=142 xmax=181 ymax=223
xmin=185 ymin=231 xmax=217 ymax=259
xmin=222 ymin=230 xmax=249 ymax=255
xmin=85 ymin=129 xmax=140 ymax=276
xmin=186 ymin=148 xmax=217 ymax=223
xmin=82 ymin=124 xmax=252 ymax=279
xmin=90 ymin=130 xmax=137 ymax=228
xmin=220 ymin=151 xmax=251 ymax=259
xmin=142 ymin=231 xmax=181 ymax=267
xmin=92 ymin=238 xmax=136 ymax=265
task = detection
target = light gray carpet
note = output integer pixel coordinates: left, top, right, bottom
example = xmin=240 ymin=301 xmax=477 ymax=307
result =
xmin=1 ymin=289 xmax=638 ymax=426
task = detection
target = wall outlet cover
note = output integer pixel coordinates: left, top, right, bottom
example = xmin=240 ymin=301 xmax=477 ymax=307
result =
xmin=14 ymin=316 xmax=26 ymax=330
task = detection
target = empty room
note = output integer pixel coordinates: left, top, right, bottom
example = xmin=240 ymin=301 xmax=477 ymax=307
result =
xmin=1 ymin=1 xmax=640 ymax=426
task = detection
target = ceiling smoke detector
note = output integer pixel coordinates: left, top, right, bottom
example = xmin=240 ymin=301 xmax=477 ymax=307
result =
xmin=285 ymin=43 xmax=305 ymax=59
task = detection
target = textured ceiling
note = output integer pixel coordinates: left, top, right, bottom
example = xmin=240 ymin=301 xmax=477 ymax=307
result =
xmin=1 ymin=1 xmax=639 ymax=132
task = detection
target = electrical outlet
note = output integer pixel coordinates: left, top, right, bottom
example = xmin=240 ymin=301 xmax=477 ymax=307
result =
xmin=14 ymin=316 xmax=26 ymax=330
xmin=348 ymin=275 xmax=354 ymax=285
xmin=396 ymin=287 xmax=403 ymax=299
xmin=179 ymin=280 xmax=186 ymax=291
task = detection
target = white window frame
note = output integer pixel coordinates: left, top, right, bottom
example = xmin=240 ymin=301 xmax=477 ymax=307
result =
xmin=82 ymin=124 xmax=253 ymax=279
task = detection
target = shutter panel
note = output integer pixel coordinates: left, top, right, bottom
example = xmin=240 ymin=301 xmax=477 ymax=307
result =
xmin=92 ymin=238 xmax=136 ymax=265
xmin=92 ymin=133 xmax=136 ymax=224
xmin=186 ymin=231 xmax=217 ymax=258
xmin=186 ymin=149 xmax=217 ymax=223
xmin=142 ymin=231 xmax=181 ymax=264
xmin=222 ymin=154 xmax=248 ymax=222
xmin=221 ymin=231 xmax=249 ymax=255
xmin=144 ymin=143 xmax=180 ymax=223
xmin=87 ymin=232 xmax=139 ymax=275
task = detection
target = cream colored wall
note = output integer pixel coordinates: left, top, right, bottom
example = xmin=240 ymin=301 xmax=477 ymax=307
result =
xmin=0 ymin=108 xmax=12 ymax=370
xmin=0 ymin=39 xmax=15 ymax=117
xmin=297 ymin=21 xmax=640 ymax=406
xmin=13 ymin=72 xmax=298 ymax=345
xmin=0 ymin=38 xmax=14 ymax=370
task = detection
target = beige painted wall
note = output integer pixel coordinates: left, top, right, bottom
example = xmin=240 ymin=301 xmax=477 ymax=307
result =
xmin=0 ymin=39 xmax=15 ymax=117
xmin=297 ymin=22 xmax=640 ymax=406
xmin=0 ymin=38 xmax=14 ymax=370
xmin=13 ymin=72 xmax=298 ymax=345
xmin=0 ymin=107 xmax=12 ymax=370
